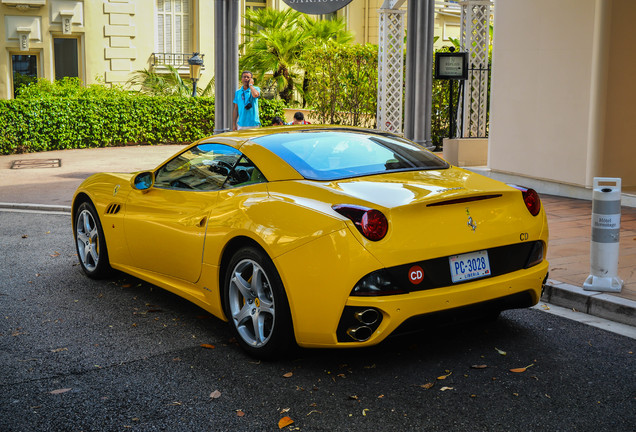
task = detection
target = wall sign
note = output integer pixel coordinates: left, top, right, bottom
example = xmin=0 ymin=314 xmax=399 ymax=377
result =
xmin=434 ymin=52 xmax=468 ymax=80
xmin=282 ymin=0 xmax=353 ymax=15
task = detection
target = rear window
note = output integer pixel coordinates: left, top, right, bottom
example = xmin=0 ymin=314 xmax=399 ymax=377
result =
xmin=252 ymin=130 xmax=448 ymax=180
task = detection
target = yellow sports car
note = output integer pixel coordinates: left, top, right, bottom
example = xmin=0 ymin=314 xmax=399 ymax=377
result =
xmin=72 ymin=126 xmax=549 ymax=358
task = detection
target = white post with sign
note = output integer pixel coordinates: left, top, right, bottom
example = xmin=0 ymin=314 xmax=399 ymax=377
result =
xmin=583 ymin=177 xmax=623 ymax=292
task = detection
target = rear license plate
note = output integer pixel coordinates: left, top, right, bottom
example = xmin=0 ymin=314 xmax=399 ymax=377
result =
xmin=449 ymin=250 xmax=491 ymax=283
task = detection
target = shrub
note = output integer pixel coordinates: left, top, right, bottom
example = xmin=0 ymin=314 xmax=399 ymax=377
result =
xmin=259 ymin=98 xmax=286 ymax=126
xmin=1 ymin=78 xmax=287 ymax=154
xmin=301 ymin=44 xmax=378 ymax=128
xmin=0 ymin=93 xmax=215 ymax=154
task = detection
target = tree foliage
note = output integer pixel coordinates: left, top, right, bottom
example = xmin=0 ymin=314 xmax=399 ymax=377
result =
xmin=126 ymin=65 xmax=214 ymax=97
xmin=301 ymin=44 xmax=377 ymax=128
xmin=240 ymin=8 xmax=353 ymax=105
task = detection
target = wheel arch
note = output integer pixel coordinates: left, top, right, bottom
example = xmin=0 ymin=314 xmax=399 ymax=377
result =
xmin=72 ymin=192 xmax=93 ymax=223
xmin=218 ymin=236 xmax=269 ymax=317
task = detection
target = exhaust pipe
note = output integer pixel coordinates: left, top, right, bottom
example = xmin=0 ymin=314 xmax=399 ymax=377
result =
xmin=354 ymin=308 xmax=379 ymax=325
xmin=346 ymin=325 xmax=373 ymax=342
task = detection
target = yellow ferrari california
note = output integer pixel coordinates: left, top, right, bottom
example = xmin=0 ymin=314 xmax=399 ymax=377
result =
xmin=72 ymin=126 xmax=549 ymax=358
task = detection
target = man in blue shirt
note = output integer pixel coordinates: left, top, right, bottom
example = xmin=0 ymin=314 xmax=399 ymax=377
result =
xmin=232 ymin=71 xmax=261 ymax=130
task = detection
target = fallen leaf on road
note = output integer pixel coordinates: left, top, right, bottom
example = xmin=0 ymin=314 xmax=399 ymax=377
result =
xmin=50 ymin=251 xmax=60 ymax=257
xmin=437 ymin=371 xmax=452 ymax=380
xmin=510 ymin=364 xmax=534 ymax=373
xmin=50 ymin=388 xmax=72 ymax=395
xmin=362 ymin=408 xmax=370 ymax=416
xmin=471 ymin=364 xmax=487 ymax=369
xmin=278 ymin=416 xmax=294 ymax=429
xmin=440 ymin=387 xmax=454 ymax=391
xmin=283 ymin=372 xmax=293 ymax=378
xmin=495 ymin=347 xmax=507 ymax=355
xmin=420 ymin=383 xmax=434 ymax=389
xmin=201 ymin=344 xmax=216 ymax=349
xmin=210 ymin=390 xmax=221 ymax=399
xmin=51 ymin=347 xmax=68 ymax=353
xmin=236 ymin=410 xmax=245 ymax=417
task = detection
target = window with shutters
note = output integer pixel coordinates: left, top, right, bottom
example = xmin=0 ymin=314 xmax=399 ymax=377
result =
xmin=155 ymin=0 xmax=191 ymax=67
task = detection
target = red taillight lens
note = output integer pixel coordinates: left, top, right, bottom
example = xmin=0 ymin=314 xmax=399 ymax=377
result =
xmin=509 ymin=185 xmax=541 ymax=216
xmin=361 ymin=209 xmax=389 ymax=241
xmin=333 ymin=205 xmax=389 ymax=241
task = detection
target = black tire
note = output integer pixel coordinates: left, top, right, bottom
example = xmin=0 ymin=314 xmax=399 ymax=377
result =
xmin=74 ymin=201 xmax=112 ymax=279
xmin=223 ymin=246 xmax=294 ymax=359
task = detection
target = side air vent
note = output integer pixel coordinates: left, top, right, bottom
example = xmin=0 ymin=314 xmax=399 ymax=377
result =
xmin=426 ymin=194 xmax=502 ymax=207
xmin=105 ymin=203 xmax=122 ymax=215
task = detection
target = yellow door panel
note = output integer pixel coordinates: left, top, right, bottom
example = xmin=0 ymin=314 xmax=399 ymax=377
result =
xmin=123 ymin=188 xmax=218 ymax=282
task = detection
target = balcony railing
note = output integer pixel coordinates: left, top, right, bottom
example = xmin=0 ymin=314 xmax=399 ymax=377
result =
xmin=151 ymin=52 xmax=205 ymax=68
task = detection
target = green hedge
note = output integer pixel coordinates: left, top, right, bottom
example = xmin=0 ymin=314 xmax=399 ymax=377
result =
xmin=0 ymin=94 xmax=285 ymax=155
xmin=0 ymin=96 xmax=214 ymax=154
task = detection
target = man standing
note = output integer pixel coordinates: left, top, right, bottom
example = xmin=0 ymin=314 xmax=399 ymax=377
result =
xmin=232 ymin=71 xmax=261 ymax=130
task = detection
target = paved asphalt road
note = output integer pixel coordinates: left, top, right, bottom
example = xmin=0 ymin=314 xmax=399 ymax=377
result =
xmin=1 ymin=211 xmax=635 ymax=432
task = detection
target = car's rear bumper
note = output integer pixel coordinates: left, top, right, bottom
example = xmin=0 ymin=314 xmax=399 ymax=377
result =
xmin=298 ymin=260 xmax=548 ymax=348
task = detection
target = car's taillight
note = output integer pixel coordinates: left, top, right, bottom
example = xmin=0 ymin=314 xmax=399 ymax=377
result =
xmin=332 ymin=205 xmax=389 ymax=241
xmin=509 ymin=185 xmax=541 ymax=216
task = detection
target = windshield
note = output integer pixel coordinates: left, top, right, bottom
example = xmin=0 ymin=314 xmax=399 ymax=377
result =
xmin=252 ymin=130 xmax=448 ymax=181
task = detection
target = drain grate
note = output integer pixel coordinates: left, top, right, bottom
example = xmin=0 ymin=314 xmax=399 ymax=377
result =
xmin=11 ymin=159 xmax=62 ymax=169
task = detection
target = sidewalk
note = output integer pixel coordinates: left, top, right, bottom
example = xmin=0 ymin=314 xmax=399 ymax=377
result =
xmin=1 ymin=145 xmax=634 ymax=326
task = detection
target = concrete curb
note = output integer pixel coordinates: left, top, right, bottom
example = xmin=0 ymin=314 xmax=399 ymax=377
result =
xmin=542 ymin=279 xmax=636 ymax=327
xmin=0 ymin=202 xmax=71 ymax=213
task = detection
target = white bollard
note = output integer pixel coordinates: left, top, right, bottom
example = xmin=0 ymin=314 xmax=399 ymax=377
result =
xmin=583 ymin=177 xmax=623 ymax=292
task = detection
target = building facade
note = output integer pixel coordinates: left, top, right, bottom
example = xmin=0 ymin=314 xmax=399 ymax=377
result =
xmin=488 ymin=0 xmax=636 ymax=193
xmin=0 ymin=0 xmax=216 ymax=99
xmin=0 ymin=0 xmax=460 ymax=99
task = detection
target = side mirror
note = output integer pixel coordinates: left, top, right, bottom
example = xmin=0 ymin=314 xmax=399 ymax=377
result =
xmin=132 ymin=172 xmax=154 ymax=191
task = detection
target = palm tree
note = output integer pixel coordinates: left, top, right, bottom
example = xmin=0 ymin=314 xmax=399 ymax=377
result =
xmin=242 ymin=7 xmax=301 ymax=34
xmin=241 ymin=28 xmax=309 ymax=104
xmin=240 ymin=9 xmax=353 ymax=105
xmin=301 ymin=15 xmax=353 ymax=47
xmin=127 ymin=65 xmax=212 ymax=97
xmin=240 ymin=8 xmax=307 ymax=104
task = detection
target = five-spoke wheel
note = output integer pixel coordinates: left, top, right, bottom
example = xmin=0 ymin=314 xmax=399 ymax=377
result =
xmin=224 ymin=247 xmax=293 ymax=359
xmin=74 ymin=201 xmax=111 ymax=278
